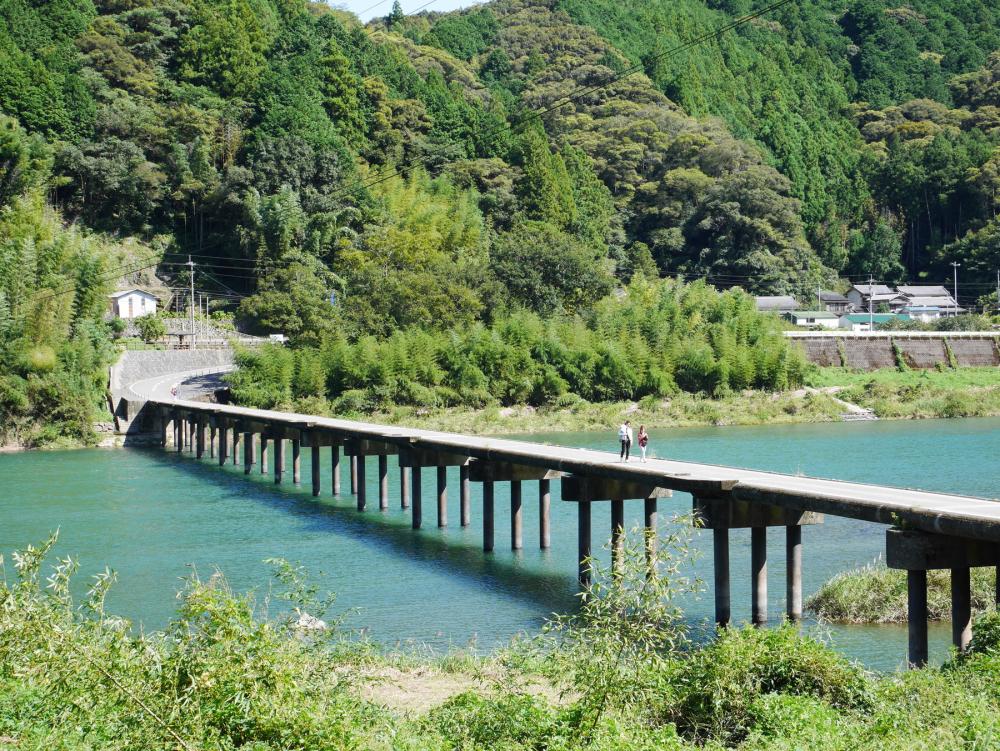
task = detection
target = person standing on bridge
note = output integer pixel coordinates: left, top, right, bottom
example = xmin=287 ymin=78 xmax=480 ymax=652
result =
xmin=618 ymin=420 xmax=632 ymax=462
xmin=170 ymin=385 xmax=178 ymax=400
xmin=637 ymin=425 xmax=649 ymax=462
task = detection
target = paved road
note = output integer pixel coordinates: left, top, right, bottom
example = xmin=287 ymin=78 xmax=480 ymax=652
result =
xmin=133 ymin=375 xmax=1000 ymax=543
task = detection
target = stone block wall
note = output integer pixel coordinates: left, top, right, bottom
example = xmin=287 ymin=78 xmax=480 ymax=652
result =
xmin=793 ymin=335 xmax=1000 ymax=370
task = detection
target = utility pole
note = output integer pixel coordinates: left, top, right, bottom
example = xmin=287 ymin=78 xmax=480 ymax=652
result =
xmin=868 ymin=273 xmax=874 ymax=332
xmin=950 ymin=261 xmax=960 ymax=317
xmin=187 ymin=256 xmax=196 ymax=349
xmin=995 ymin=269 xmax=999 ymax=314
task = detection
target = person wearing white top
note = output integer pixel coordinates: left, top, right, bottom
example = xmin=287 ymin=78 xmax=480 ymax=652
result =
xmin=618 ymin=420 xmax=632 ymax=462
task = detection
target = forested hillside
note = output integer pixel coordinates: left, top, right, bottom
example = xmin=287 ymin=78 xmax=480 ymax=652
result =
xmin=2 ymin=0 xmax=1000 ymax=438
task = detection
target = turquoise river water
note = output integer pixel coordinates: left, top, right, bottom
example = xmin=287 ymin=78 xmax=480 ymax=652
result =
xmin=1 ymin=417 xmax=997 ymax=672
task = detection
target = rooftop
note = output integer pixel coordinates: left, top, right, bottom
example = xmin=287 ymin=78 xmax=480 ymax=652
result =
xmin=819 ymin=291 xmax=849 ymax=302
xmin=788 ymin=310 xmax=839 ymax=318
xmin=897 ymin=285 xmax=952 ymax=298
xmin=840 ymin=313 xmax=910 ymax=323
xmin=850 ymin=284 xmax=894 ymax=296
xmin=109 ymin=288 xmax=157 ymax=299
xmin=755 ymin=295 xmax=798 ymax=310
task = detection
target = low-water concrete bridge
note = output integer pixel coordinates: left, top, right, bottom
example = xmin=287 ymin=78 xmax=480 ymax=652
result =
xmin=127 ymin=373 xmax=1000 ymax=668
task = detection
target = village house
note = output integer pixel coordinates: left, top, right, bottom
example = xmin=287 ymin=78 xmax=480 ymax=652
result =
xmin=846 ymin=284 xmax=905 ymax=313
xmin=784 ymin=310 xmax=840 ymax=329
xmin=896 ymin=285 xmax=964 ymax=318
xmin=754 ymin=295 xmax=799 ymax=314
xmin=108 ymin=289 xmax=158 ymax=320
xmin=818 ymin=291 xmax=851 ymax=314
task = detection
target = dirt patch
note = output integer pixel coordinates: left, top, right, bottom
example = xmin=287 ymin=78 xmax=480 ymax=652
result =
xmin=353 ymin=666 xmax=570 ymax=715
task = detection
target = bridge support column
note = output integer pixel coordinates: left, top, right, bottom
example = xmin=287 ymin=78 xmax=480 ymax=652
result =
xmin=173 ymin=415 xmax=181 ymax=452
xmin=260 ymin=437 xmax=268 ymax=475
xmin=400 ymin=466 xmax=410 ymax=510
xmin=244 ymin=432 xmax=254 ymax=474
xmin=209 ymin=425 xmax=216 ymax=458
xmin=751 ymin=527 xmax=768 ymax=626
xmin=350 ymin=456 xmax=358 ymax=495
xmin=357 ymin=455 xmax=366 ymax=511
xmin=440 ymin=469 xmax=451 ymax=526
xmin=312 ymin=444 xmax=322 ymax=497
xmin=379 ymin=455 xmax=389 ymax=511
xmin=539 ymin=479 xmax=551 ymax=550
xmin=887 ymin=528 xmax=1000 ymax=667
xmin=694 ymin=494 xmax=822 ymax=627
xmin=188 ymin=419 xmax=196 ymax=453
xmin=460 ymin=464 xmax=471 ymax=527
xmin=274 ymin=438 xmax=284 ymax=484
xmin=412 ymin=466 xmax=422 ymax=529
xmin=231 ymin=429 xmax=239 ymax=466
xmin=331 ymin=445 xmax=340 ymax=495
xmin=511 ymin=481 xmax=522 ymax=551
xmin=908 ymin=570 xmax=929 ymax=667
xmin=160 ymin=412 xmax=169 ymax=448
xmin=787 ymin=525 xmax=803 ymax=621
xmin=578 ymin=501 xmax=592 ymax=587
xmin=645 ymin=498 xmax=658 ymax=578
xmin=292 ymin=439 xmax=301 ymax=483
xmin=218 ymin=423 xmax=228 ymax=466
xmin=713 ymin=528 xmax=731 ymax=626
xmin=196 ymin=420 xmax=205 ymax=459
xmin=483 ymin=481 xmax=495 ymax=552
xmin=952 ymin=567 xmax=972 ymax=652
xmin=611 ymin=499 xmax=624 ymax=579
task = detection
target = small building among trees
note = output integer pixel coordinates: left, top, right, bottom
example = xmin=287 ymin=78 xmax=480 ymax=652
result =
xmin=108 ymin=289 xmax=158 ymax=319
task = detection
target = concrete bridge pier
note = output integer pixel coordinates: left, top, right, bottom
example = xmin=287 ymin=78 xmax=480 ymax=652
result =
xmin=188 ymin=417 xmax=196 ymax=453
xmin=172 ymin=412 xmax=181 ymax=452
xmin=412 ymin=466 xmax=422 ymax=529
xmin=695 ymin=495 xmax=823 ymax=627
xmin=562 ymin=476 xmax=672 ymax=588
xmin=209 ymin=425 xmax=216 ymax=458
xmin=243 ymin=432 xmax=254 ymax=474
xmin=887 ymin=529 xmax=1000 ymax=666
xmin=196 ymin=418 xmax=206 ymax=459
xmin=218 ymin=420 xmax=229 ymax=466
xmin=260 ymin=436 xmax=268 ymax=474
xmin=460 ymin=464 xmax=471 ymax=527
xmin=273 ymin=436 xmax=284 ymax=484
xmin=540 ymin=479 xmax=552 ymax=550
xmin=292 ymin=439 xmax=301 ymax=484
xmin=511 ymin=481 xmax=523 ymax=551
xmin=346 ymin=440 xmax=399 ymax=513
xmin=350 ymin=456 xmax=358 ymax=495
xmin=483 ymin=481 xmax=495 ymax=552
xmin=400 ymin=449 xmax=470 ymax=529
xmin=644 ymin=498 xmax=658 ymax=578
xmin=331 ymin=443 xmax=341 ymax=495
xmin=357 ymin=455 xmax=366 ymax=510
xmin=231 ymin=428 xmax=240 ymax=466
xmin=437 ymin=466 xmax=448 ymax=527
xmin=312 ymin=444 xmax=322 ymax=496
xmin=400 ymin=466 xmax=410 ymax=509
xmin=379 ymin=455 xmax=389 ymax=511
xmin=470 ymin=462 xmax=563 ymax=550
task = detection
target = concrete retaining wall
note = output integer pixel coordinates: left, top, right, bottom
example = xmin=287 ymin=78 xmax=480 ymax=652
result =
xmin=792 ymin=334 xmax=1000 ymax=370
xmin=947 ymin=339 xmax=1000 ymax=367
xmin=895 ymin=338 xmax=948 ymax=369
xmin=842 ymin=339 xmax=896 ymax=370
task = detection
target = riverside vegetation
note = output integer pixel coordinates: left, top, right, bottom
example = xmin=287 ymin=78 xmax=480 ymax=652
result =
xmin=7 ymin=529 xmax=1000 ymax=750
xmin=4 ymin=0 xmax=1000 ymax=446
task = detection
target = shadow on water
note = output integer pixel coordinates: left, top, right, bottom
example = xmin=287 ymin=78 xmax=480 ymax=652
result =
xmin=140 ymin=448 xmax=581 ymax=617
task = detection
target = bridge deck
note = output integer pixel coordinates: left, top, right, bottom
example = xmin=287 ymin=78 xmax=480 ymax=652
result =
xmin=136 ymin=368 xmax=999 ymax=543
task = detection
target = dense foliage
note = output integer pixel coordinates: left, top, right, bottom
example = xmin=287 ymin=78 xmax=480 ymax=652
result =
xmin=226 ymin=279 xmax=809 ymax=412
xmin=6 ymin=534 xmax=1000 ymax=749
xmin=0 ymin=116 xmax=139 ymax=446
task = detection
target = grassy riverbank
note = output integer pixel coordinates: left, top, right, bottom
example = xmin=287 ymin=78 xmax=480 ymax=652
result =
xmin=267 ymin=367 xmax=1000 ymax=435
xmin=808 ymin=563 xmax=998 ymax=624
xmin=6 ymin=536 xmax=1000 ymax=750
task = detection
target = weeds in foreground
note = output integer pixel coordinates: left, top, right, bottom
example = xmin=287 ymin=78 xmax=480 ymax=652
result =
xmin=5 ymin=532 xmax=1000 ymax=749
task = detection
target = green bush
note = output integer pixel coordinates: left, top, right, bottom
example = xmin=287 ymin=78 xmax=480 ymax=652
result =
xmin=665 ymin=625 xmax=872 ymax=744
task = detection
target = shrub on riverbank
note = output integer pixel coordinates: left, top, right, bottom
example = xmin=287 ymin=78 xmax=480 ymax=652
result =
xmin=807 ymin=561 xmax=997 ymax=623
xmin=7 ymin=534 xmax=1000 ymax=749
xmin=228 ymin=279 xmax=808 ymax=413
